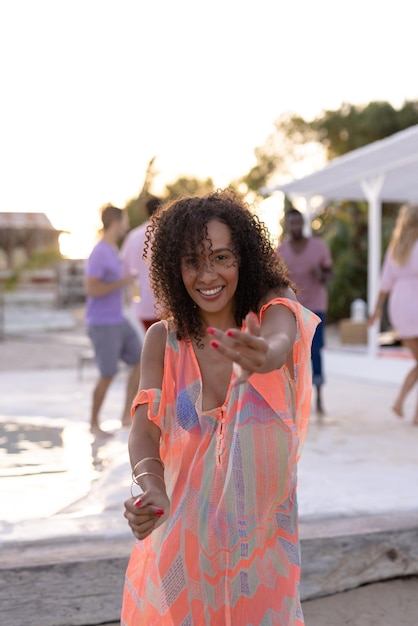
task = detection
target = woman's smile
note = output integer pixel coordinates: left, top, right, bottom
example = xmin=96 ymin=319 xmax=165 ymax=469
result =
xmin=197 ymin=285 xmax=225 ymax=298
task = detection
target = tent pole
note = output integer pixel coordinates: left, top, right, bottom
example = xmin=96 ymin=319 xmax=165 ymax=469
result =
xmin=361 ymin=175 xmax=385 ymax=359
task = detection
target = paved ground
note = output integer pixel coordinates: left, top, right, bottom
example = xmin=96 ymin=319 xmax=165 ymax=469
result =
xmin=1 ymin=304 xmax=418 ymax=624
xmin=101 ymin=577 xmax=418 ymax=626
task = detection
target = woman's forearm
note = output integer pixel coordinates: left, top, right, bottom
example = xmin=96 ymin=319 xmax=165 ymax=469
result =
xmin=372 ymin=291 xmax=389 ymax=317
xmin=129 ymin=431 xmax=161 ymax=468
xmin=128 ymin=420 xmax=166 ymax=494
xmin=85 ymin=276 xmax=125 ymax=297
xmin=259 ymin=333 xmax=292 ymax=373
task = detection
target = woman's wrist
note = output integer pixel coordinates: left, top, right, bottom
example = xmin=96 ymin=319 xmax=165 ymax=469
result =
xmin=131 ymin=457 xmax=166 ymax=496
xmin=131 ymin=473 xmax=166 ymax=498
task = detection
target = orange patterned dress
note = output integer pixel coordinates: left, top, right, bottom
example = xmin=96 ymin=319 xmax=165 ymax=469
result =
xmin=122 ymin=298 xmax=319 ymax=625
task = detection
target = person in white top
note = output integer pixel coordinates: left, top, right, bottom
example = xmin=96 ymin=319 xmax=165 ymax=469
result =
xmin=121 ymin=196 xmax=162 ymax=331
xmin=369 ymin=203 xmax=418 ymax=425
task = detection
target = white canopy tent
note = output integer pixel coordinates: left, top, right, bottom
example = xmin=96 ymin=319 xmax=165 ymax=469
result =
xmin=266 ymin=124 xmax=418 ymax=357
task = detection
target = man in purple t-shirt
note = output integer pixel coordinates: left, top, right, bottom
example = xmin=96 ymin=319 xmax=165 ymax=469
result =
xmin=278 ymin=208 xmax=333 ymax=417
xmin=85 ymin=204 xmax=141 ymax=438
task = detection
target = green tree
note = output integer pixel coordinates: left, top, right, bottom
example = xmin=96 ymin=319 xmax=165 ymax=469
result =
xmin=125 ymin=156 xmax=158 ymax=229
xmin=124 ymin=168 xmax=215 ymax=241
xmin=231 ymin=145 xmax=283 ymax=197
xmin=163 ymin=176 xmax=215 ymax=201
xmin=274 ymin=100 xmax=418 ymax=159
xmin=317 ymin=203 xmax=368 ymax=322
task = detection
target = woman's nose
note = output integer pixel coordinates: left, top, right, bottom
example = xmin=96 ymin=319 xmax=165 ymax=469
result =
xmin=198 ymin=260 xmax=216 ymax=279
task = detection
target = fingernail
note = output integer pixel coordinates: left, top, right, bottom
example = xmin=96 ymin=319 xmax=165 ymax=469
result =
xmin=206 ymin=327 xmax=215 ymax=334
xmin=156 ymin=509 xmax=164 ymax=516
xmin=210 ymin=340 xmax=219 ymax=348
xmin=134 ymin=498 xmax=142 ymax=507
xmin=226 ymin=330 xmax=234 ymax=337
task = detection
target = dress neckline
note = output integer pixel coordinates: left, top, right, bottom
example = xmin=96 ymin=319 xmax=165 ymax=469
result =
xmin=186 ymin=338 xmax=234 ymax=413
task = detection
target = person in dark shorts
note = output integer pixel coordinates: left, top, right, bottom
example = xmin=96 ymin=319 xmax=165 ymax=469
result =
xmin=85 ymin=204 xmax=141 ymax=438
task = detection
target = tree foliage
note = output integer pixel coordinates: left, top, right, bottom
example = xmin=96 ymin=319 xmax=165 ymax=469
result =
xmin=124 ymin=170 xmax=215 ymax=235
xmin=317 ymin=101 xmax=418 ymax=158
xmin=319 ymin=203 xmax=369 ymax=321
xmin=275 ymin=100 xmax=418 ymax=159
xmin=163 ymin=176 xmax=215 ymax=201
xmin=125 ymin=157 xmax=159 ymax=229
xmin=232 ymin=145 xmax=283 ymax=196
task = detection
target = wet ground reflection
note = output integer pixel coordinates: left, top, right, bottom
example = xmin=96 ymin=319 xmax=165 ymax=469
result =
xmin=0 ymin=416 xmax=104 ymax=524
xmin=1 ymin=421 xmax=64 ymax=474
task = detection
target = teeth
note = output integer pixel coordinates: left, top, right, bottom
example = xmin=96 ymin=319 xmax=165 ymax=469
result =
xmin=199 ymin=287 xmax=223 ymax=296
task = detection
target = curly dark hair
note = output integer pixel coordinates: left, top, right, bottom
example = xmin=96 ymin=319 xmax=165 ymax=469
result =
xmin=145 ymin=189 xmax=291 ymax=340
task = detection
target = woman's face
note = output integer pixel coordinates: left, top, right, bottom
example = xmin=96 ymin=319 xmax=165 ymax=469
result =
xmin=180 ymin=219 xmax=239 ymax=317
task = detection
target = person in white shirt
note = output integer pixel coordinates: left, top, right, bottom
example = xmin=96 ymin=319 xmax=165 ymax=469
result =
xmin=121 ymin=196 xmax=162 ymax=331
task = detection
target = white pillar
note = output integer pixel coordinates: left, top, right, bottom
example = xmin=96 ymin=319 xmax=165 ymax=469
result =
xmin=290 ymin=194 xmax=313 ymax=235
xmin=360 ymin=175 xmax=385 ymax=358
xmin=305 ymin=196 xmax=314 ymax=235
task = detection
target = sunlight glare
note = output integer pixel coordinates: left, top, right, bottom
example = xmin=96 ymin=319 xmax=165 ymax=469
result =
xmin=255 ymin=195 xmax=285 ymax=248
xmin=59 ymin=230 xmax=98 ymax=260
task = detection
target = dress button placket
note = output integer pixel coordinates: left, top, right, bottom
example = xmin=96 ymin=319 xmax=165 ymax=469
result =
xmin=216 ymin=407 xmax=226 ymax=465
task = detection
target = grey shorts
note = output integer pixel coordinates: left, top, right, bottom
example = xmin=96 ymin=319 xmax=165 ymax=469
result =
xmin=87 ymin=318 xmax=142 ymax=378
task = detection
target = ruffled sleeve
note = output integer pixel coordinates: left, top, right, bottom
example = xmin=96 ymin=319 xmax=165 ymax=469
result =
xmin=250 ymin=297 xmax=320 ymax=457
xmin=130 ymin=321 xmax=171 ymax=431
xmin=131 ymin=388 xmax=164 ymax=428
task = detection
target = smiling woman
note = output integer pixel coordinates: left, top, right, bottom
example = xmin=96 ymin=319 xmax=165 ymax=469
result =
xmin=121 ymin=189 xmax=320 ymax=625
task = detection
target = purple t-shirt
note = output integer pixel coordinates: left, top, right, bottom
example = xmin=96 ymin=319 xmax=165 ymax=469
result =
xmin=85 ymin=240 xmax=124 ymax=325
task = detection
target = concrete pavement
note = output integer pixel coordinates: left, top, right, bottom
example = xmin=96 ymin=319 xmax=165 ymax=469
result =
xmin=1 ymin=309 xmax=418 ymax=624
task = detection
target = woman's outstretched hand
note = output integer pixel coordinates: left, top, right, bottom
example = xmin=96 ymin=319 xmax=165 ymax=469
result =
xmin=207 ymin=312 xmax=268 ymax=385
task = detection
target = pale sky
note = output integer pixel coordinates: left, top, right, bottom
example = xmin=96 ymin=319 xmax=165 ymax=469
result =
xmin=1 ymin=0 xmax=417 ymax=257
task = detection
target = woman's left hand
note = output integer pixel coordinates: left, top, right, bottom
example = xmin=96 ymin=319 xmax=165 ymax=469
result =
xmin=207 ymin=312 xmax=268 ymax=384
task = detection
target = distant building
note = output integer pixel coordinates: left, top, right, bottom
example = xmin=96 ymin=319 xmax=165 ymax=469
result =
xmin=0 ymin=212 xmax=61 ymax=270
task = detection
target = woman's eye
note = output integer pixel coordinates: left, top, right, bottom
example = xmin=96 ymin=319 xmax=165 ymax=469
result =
xmin=214 ymin=252 xmax=234 ymax=264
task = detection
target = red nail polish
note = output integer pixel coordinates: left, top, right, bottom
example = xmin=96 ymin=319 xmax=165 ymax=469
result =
xmin=206 ymin=327 xmax=215 ymax=335
xmin=210 ymin=340 xmax=219 ymax=348
xmin=134 ymin=498 xmax=142 ymax=507
xmin=156 ymin=509 xmax=164 ymax=516
xmin=226 ymin=330 xmax=234 ymax=337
